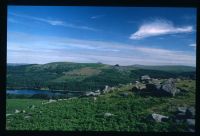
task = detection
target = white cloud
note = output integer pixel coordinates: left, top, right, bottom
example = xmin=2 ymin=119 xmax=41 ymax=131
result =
xmin=189 ymin=43 xmax=196 ymax=47
xmin=130 ymin=19 xmax=193 ymax=40
xmin=9 ymin=12 xmax=98 ymax=31
xmin=189 ymin=43 xmax=196 ymax=50
xmin=44 ymin=20 xmax=64 ymax=26
xmin=134 ymin=47 xmax=195 ymax=64
xmin=90 ymin=15 xmax=105 ymax=19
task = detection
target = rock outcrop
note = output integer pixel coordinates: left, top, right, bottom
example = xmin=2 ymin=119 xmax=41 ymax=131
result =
xmin=85 ymin=91 xmax=101 ymax=97
xmin=147 ymin=113 xmax=169 ymax=122
xmin=135 ymin=82 xmax=146 ymax=90
xmin=140 ymin=75 xmax=151 ymax=83
xmin=133 ymin=76 xmax=181 ymax=97
xmin=160 ymin=79 xmax=180 ymax=96
xmin=174 ymin=106 xmax=195 ymax=132
xmin=146 ymin=106 xmax=195 ymax=132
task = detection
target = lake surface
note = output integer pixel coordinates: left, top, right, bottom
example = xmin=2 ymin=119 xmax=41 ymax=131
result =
xmin=6 ymin=90 xmax=82 ymax=98
xmin=7 ymin=90 xmax=65 ymax=95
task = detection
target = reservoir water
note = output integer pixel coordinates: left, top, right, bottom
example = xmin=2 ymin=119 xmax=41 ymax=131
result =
xmin=7 ymin=90 xmax=63 ymax=95
xmin=6 ymin=90 xmax=83 ymax=98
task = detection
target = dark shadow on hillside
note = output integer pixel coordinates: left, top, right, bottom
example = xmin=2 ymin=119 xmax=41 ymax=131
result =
xmin=133 ymin=88 xmax=172 ymax=97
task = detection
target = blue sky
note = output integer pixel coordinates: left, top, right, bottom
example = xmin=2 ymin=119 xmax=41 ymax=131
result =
xmin=7 ymin=6 xmax=196 ymax=66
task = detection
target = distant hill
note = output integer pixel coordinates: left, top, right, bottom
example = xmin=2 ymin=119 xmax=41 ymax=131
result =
xmin=128 ymin=64 xmax=196 ymax=73
xmin=7 ymin=63 xmax=30 ymax=66
xmin=7 ymin=62 xmax=196 ymax=91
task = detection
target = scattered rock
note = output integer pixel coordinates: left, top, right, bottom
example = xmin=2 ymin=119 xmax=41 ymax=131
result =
xmin=174 ymin=106 xmax=195 ymax=120
xmin=42 ymin=99 xmax=57 ymax=104
xmin=186 ymin=119 xmax=195 ymax=132
xmin=188 ymin=128 xmax=195 ymax=132
xmin=151 ymin=78 xmax=161 ymax=83
xmin=146 ymin=83 xmax=161 ymax=91
xmin=175 ymin=119 xmax=182 ymax=124
xmin=104 ymin=112 xmax=115 ymax=117
xmin=175 ymin=112 xmax=188 ymax=120
xmin=135 ymin=81 xmax=139 ymax=83
xmin=176 ymin=78 xmax=181 ymax=82
xmin=15 ymin=109 xmax=20 ymax=114
xmin=102 ymin=85 xmax=111 ymax=94
xmin=177 ymin=107 xmax=187 ymax=113
xmin=24 ymin=115 xmax=31 ymax=119
xmin=85 ymin=91 xmax=100 ymax=97
xmin=186 ymin=107 xmax=195 ymax=118
xmin=119 ymin=92 xmax=129 ymax=97
xmin=28 ymin=113 xmax=33 ymax=116
xmin=147 ymin=113 xmax=169 ymax=122
xmin=93 ymin=97 xmax=97 ymax=101
xmin=105 ymin=85 xmax=109 ymax=91
xmin=186 ymin=119 xmax=195 ymax=128
xmin=6 ymin=114 xmax=14 ymax=117
xmin=178 ymin=88 xmax=188 ymax=93
xmin=161 ymin=79 xmax=180 ymax=96
xmin=173 ymin=106 xmax=196 ymax=131
xmin=29 ymin=105 xmax=35 ymax=109
xmin=94 ymin=90 xmax=100 ymax=93
xmin=146 ymin=106 xmax=196 ymax=131
xmin=70 ymin=97 xmax=78 ymax=100
xmin=110 ymin=87 xmax=115 ymax=91
xmin=140 ymin=75 xmax=151 ymax=83
xmin=167 ymin=78 xmax=176 ymax=83
xmin=49 ymin=99 xmax=57 ymax=103
xmin=135 ymin=82 xmax=146 ymax=90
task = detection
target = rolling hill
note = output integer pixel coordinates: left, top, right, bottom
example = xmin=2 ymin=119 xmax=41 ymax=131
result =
xmin=7 ymin=62 xmax=196 ymax=92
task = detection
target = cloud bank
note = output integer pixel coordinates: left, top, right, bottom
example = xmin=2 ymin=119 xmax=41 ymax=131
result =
xmin=189 ymin=43 xmax=196 ymax=47
xmin=189 ymin=43 xmax=196 ymax=49
xmin=130 ymin=19 xmax=193 ymax=40
xmin=7 ymin=32 xmax=196 ymax=66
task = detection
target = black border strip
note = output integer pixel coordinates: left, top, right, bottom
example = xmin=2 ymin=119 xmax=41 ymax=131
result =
xmin=1 ymin=0 xmax=200 ymax=136
xmin=6 ymin=0 xmax=200 ymax=7
xmin=196 ymin=6 xmax=200 ymax=136
xmin=0 ymin=0 xmax=7 ymax=135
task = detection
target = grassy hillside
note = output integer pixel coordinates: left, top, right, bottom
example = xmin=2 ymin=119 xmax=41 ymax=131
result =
xmin=6 ymin=79 xmax=195 ymax=131
xmin=7 ymin=62 xmax=196 ymax=92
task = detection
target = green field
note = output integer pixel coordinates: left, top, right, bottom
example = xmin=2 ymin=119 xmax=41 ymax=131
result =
xmin=6 ymin=79 xmax=195 ymax=131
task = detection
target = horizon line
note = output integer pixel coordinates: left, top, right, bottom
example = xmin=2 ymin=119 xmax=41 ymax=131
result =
xmin=7 ymin=61 xmax=196 ymax=67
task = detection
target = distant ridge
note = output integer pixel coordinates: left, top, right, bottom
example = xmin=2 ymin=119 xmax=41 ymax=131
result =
xmin=7 ymin=62 xmax=196 ymax=68
xmin=7 ymin=63 xmax=30 ymax=66
xmin=7 ymin=61 xmax=195 ymax=91
xmin=7 ymin=62 xmax=196 ymax=73
xmin=129 ymin=64 xmax=196 ymax=73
